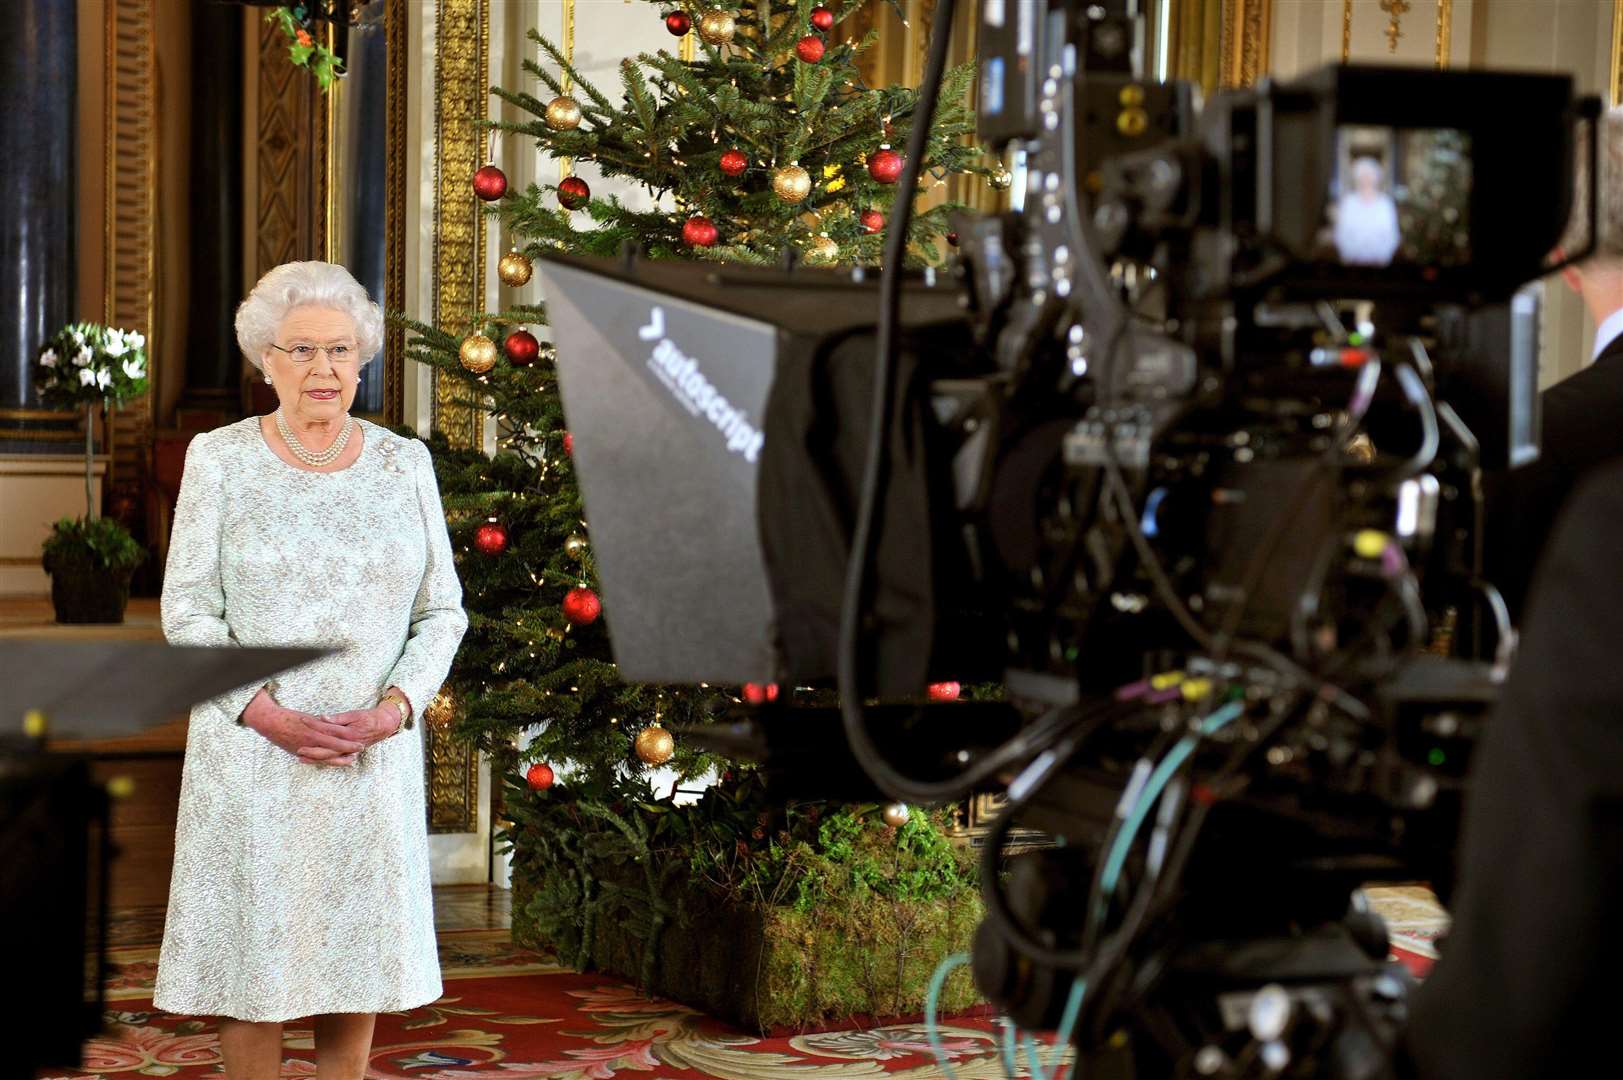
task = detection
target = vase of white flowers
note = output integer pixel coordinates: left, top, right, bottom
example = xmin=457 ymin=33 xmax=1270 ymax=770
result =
xmin=33 ymin=323 xmax=151 ymax=623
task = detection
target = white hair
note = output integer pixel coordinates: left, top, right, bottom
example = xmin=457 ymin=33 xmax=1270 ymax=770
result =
xmin=235 ymin=261 xmax=385 ymax=370
xmin=1352 ymin=157 xmax=1383 ymax=186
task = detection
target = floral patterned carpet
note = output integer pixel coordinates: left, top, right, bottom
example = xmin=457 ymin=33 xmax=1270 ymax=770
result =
xmin=37 ymin=929 xmax=1067 ymax=1079
xmin=36 ymin=886 xmax=1443 ymax=1079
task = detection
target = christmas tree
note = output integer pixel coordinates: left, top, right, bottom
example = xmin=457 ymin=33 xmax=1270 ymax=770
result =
xmin=403 ymin=0 xmax=996 ymax=801
xmin=493 ymin=0 xmax=989 ymax=266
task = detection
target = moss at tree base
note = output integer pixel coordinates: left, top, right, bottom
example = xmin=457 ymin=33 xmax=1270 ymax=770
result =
xmin=512 ymin=865 xmax=984 ymax=1034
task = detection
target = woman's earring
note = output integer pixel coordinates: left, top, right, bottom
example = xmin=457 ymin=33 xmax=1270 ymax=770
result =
xmin=264 ymin=374 xmax=273 ymax=384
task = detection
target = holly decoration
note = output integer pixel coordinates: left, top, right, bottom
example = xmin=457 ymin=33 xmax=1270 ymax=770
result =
xmin=526 ymin=762 xmax=556 ymax=790
xmin=664 ymin=9 xmax=692 ymax=35
xmin=563 ymin=586 xmax=602 ymax=624
xmin=474 ymin=519 xmax=508 ymax=555
xmin=558 ymin=175 xmax=591 ymax=210
xmin=504 ymin=328 xmax=541 ymax=366
xmin=928 ymin=681 xmax=961 ymax=701
xmin=795 ymin=35 xmax=825 ymax=64
xmin=868 ymin=146 xmax=903 ymax=184
xmin=719 ymin=148 xmax=748 ymax=177
xmin=809 ymin=5 xmax=834 ymax=31
xmin=682 ymin=216 xmax=719 ymax=247
xmin=743 ymin=682 xmax=781 ymax=705
xmin=860 ymin=208 xmax=885 ymax=234
xmin=473 ymin=163 xmax=508 ymax=201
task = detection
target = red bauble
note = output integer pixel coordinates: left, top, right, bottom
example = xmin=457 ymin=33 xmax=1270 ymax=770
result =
xmin=526 ymin=762 xmax=555 ymax=791
xmin=473 ymin=163 xmax=508 ymax=201
xmin=946 ymin=231 xmax=960 ymax=247
xmin=563 ymin=586 xmax=602 ymax=625
xmin=809 ymin=5 xmax=835 ymax=31
xmin=682 ymin=216 xmax=719 ymax=247
xmin=928 ymin=681 xmax=962 ymax=701
xmin=474 ymin=520 xmax=508 ymax=555
xmin=719 ymin=149 xmax=748 ymax=177
xmin=563 ymin=432 xmax=574 ymax=456
xmin=743 ymin=682 xmax=781 ymax=705
xmin=504 ymin=328 xmax=541 ymax=366
xmin=795 ymin=34 xmax=825 ymax=63
xmin=860 ymin=208 xmax=885 ymax=234
xmin=558 ymin=175 xmax=591 ymax=210
xmin=664 ymin=10 xmax=691 ymax=35
xmin=868 ymin=147 xmax=904 ymax=184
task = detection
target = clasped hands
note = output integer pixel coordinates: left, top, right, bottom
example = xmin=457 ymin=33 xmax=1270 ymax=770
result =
xmin=243 ymin=687 xmax=402 ymax=767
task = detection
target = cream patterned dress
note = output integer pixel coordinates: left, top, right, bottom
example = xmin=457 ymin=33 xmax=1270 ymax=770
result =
xmin=153 ymin=416 xmax=468 ymax=1022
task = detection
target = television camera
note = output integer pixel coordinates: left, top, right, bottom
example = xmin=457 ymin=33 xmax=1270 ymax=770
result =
xmin=534 ymin=1 xmax=1601 ymax=1074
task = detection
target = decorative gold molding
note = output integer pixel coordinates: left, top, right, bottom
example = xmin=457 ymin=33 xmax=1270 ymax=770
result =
xmin=385 ymin=0 xmax=407 ymax=425
xmin=1435 ymin=0 xmax=1453 ymax=68
xmin=1341 ymin=0 xmax=1453 ymax=67
xmin=560 ymin=0 xmax=576 ymax=181
xmin=1220 ymin=0 xmax=1271 ymax=89
xmin=1612 ymin=0 xmax=1623 ymax=106
xmin=427 ymin=0 xmax=488 ymax=835
xmin=104 ymin=0 xmax=156 ymax=502
xmin=431 ymin=0 xmax=488 ymax=455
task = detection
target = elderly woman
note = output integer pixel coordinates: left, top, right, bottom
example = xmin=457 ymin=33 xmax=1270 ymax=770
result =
xmin=1333 ymin=156 xmax=1402 ymax=267
xmin=152 ymin=260 xmax=467 ymax=1078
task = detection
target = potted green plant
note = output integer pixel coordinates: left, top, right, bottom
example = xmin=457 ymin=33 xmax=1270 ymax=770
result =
xmin=33 ymin=323 xmax=150 ymax=623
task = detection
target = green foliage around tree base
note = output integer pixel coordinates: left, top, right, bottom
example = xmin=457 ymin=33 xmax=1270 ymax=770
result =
xmin=503 ymin=765 xmax=983 ymax=1030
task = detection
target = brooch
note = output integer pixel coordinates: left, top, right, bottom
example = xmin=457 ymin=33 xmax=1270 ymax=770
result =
xmin=377 ymin=439 xmax=407 ymax=475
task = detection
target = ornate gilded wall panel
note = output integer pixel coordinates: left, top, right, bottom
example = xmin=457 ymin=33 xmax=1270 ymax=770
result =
xmin=426 ymin=0 xmax=489 ymax=834
xmin=385 ymin=0 xmax=407 ymax=424
xmin=430 ymin=0 xmax=488 ymax=455
xmin=104 ymin=0 xmax=157 ymax=498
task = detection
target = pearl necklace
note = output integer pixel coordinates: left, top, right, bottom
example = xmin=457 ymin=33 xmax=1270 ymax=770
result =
xmin=276 ymin=408 xmax=354 ymax=468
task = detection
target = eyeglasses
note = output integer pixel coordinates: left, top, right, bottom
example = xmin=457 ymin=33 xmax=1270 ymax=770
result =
xmin=271 ymin=342 xmax=358 ymax=363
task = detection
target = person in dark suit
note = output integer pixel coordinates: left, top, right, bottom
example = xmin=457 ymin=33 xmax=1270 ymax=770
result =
xmin=1402 ymin=460 xmax=1623 ymax=1079
xmin=1486 ymin=108 xmax=1623 ymax=621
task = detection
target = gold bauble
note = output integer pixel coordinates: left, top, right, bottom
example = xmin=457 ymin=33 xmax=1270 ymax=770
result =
xmin=989 ymin=167 xmax=1013 ymax=191
xmin=498 ymin=249 xmax=533 ymax=287
xmin=881 ymin=802 xmax=911 ymax=828
xmin=772 ymin=163 xmax=812 ymax=204
xmin=545 ymin=95 xmax=582 ymax=131
xmin=459 ymin=333 xmax=498 ymax=373
xmin=564 ymin=533 xmax=588 ymax=560
xmin=697 ymin=9 xmax=736 ymax=45
xmin=634 ymin=724 xmax=676 ymax=766
xmin=806 ymin=235 xmax=839 ymax=264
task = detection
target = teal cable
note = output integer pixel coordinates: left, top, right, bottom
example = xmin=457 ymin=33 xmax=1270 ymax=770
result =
xmin=1100 ymin=701 xmax=1243 ymax=895
xmin=925 ymin=951 xmax=973 ymax=1080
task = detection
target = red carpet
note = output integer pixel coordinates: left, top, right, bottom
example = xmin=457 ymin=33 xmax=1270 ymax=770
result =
xmin=39 ymin=930 xmax=1067 ymax=1079
xmin=42 ymin=891 xmax=1441 ymax=1080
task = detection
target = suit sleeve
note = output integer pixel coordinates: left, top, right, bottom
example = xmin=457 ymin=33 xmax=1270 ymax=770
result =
xmin=1404 ymin=462 xmax=1623 ymax=1079
xmin=159 ymin=434 xmax=264 ymax=723
xmin=382 ymin=440 xmax=469 ymax=723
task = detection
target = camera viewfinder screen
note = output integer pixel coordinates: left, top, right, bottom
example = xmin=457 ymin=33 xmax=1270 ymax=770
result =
xmin=1318 ymin=126 xmax=1472 ymax=269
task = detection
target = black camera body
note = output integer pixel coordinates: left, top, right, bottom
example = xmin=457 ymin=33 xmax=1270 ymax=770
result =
xmin=535 ymin=0 xmax=1600 ymax=1073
